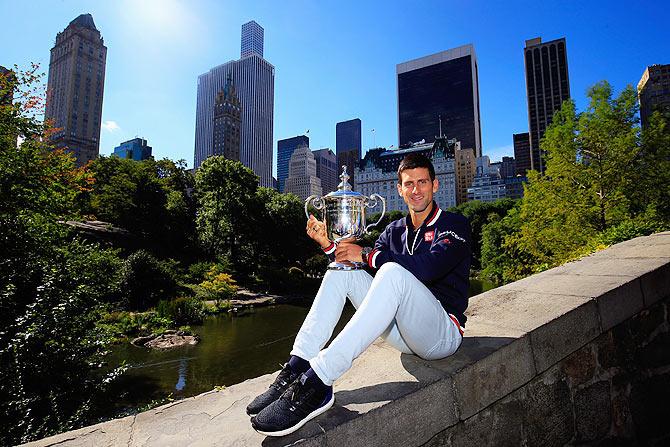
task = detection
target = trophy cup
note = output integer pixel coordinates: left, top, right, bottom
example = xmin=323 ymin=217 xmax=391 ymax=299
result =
xmin=305 ymin=166 xmax=386 ymax=270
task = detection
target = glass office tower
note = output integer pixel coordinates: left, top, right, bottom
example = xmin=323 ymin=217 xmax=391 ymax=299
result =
xmin=397 ymin=45 xmax=481 ymax=157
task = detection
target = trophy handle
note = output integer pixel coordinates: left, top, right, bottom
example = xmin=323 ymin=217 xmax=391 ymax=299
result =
xmin=304 ymin=195 xmax=324 ymax=220
xmin=364 ymin=194 xmax=386 ymax=233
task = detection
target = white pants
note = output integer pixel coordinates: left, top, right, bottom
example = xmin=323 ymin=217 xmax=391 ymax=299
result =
xmin=290 ymin=262 xmax=463 ymax=385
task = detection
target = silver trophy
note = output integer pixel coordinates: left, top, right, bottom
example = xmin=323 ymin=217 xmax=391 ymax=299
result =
xmin=305 ymin=166 xmax=386 ymax=270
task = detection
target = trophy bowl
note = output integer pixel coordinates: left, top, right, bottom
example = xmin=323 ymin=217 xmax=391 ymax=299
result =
xmin=305 ymin=166 xmax=386 ymax=270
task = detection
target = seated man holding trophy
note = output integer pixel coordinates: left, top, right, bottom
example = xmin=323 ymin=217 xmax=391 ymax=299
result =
xmin=248 ymin=153 xmax=471 ymax=437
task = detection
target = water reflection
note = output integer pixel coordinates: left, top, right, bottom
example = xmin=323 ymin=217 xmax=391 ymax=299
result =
xmin=175 ymin=359 xmax=187 ymax=391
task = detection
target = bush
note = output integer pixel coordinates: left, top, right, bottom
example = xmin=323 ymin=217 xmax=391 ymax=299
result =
xmin=199 ymin=267 xmax=238 ymax=301
xmin=98 ymin=310 xmax=172 ymax=338
xmin=120 ymin=250 xmax=177 ymax=310
xmin=156 ymin=297 xmax=205 ymax=326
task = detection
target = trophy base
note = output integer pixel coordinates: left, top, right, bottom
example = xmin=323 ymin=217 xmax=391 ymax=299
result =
xmin=328 ymin=261 xmax=366 ymax=270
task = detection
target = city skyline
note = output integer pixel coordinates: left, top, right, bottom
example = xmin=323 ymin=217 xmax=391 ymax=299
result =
xmin=2 ymin=0 xmax=668 ymax=173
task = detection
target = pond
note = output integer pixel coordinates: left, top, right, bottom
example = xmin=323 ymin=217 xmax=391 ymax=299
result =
xmin=105 ymin=277 xmax=495 ymax=418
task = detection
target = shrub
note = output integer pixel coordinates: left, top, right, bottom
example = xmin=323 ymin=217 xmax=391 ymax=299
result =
xmin=199 ymin=268 xmax=238 ymax=301
xmin=156 ymin=297 xmax=205 ymax=326
xmin=120 ymin=250 xmax=177 ymax=310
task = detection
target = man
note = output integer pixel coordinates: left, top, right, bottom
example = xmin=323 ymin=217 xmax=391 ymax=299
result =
xmin=248 ymin=153 xmax=471 ymax=437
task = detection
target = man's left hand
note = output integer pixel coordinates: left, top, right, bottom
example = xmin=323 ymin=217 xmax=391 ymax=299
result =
xmin=335 ymin=240 xmax=363 ymax=264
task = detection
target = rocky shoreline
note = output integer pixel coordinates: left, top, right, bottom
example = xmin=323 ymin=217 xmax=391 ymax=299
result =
xmin=132 ymin=330 xmax=199 ymax=349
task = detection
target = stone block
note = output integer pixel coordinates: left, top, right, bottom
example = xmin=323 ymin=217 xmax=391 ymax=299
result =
xmin=597 ymin=278 xmax=644 ymax=331
xmin=529 ymin=299 xmax=601 ymax=373
xmin=523 ymin=364 xmax=574 ymax=447
xmin=320 ymin=378 xmax=457 ymax=447
xmin=549 ymin=256 xmax=669 ymax=279
xmin=639 ymin=262 xmax=670 ymax=306
xmin=574 ymin=381 xmax=612 ymax=442
xmin=562 ymin=345 xmax=597 ymax=387
xmin=23 ymin=416 xmax=135 ymax=447
xmin=446 ymin=398 xmax=526 ymax=447
xmin=439 ymin=320 xmax=536 ymax=420
xmin=467 ymin=286 xmax=601 ymax=374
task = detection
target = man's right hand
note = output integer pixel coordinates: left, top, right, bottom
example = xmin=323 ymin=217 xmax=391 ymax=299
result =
xmin=306 ymin=215 xmax=331 ymax=249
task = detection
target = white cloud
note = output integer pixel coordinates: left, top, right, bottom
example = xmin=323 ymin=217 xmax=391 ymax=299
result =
xmin=486 ymin=144 xmax=514 ymax=162
xmin=102 ymin=120 xmax=120 ymax=132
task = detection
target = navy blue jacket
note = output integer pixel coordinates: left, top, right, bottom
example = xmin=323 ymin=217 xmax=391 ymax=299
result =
xmin=323 ymin=202 xmax=472 ymax=327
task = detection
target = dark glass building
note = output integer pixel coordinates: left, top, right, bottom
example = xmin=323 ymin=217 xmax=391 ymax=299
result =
xmin=513 ymin=132 xmax=531 ymax=176
xmin=113 ymin=138 xmax=152 ymax=161
xmin=336 ymin=118 xmax=362 ymax=185
xmin=277 ymin=135 xmax=309 ymax=192
xmin=524 ymin=37 xmax=570 ymax=173
xmin=397 ymin=45 xmax=481 ymax=157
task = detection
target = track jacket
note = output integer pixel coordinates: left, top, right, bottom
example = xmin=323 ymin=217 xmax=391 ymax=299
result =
xmin=322 ymin=202 xmax=472 ymax=327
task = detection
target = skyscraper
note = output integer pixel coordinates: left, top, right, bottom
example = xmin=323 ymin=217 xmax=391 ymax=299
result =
xmin=194 ymin=21 xmax=274 ymax=187
xmin=241 ymin=20 xmax=264 ymax=58
xmin=638 ymin=64 xmax=670 ymax=129
xmin=397 ymin=45 xmax=482 ymax=157
xmin=313 ymin=148 xmax=338 ymax=193
xmin=284 ymin=143 xmax=322 ymax=201
xmin=213 ymin=74 xmax=241 ymax=161
xmin=513 ymin=132 xmax=531 ymax=175
xmin=454 ymin=147 xmax=476 ymax=205
xmin=524 ymin=37 xmax=570 ymax=173
xmin=277 ymin=135 xmax=309 ymax=192
xmin=45 ymin=13 xmax=107 ymax=167
xmin=336 ymin=118 xmax=362 ymax=186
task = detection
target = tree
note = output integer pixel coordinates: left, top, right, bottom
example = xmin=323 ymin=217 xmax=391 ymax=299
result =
xmin=195 ymin=156 xmax=261 ymax=275
xmin=80 ymin=156 xmax=196 ymax=258
xmin=255 ymin=187 xmax=316 ymax=268
xmin=481 ymin=81 xmax=670 ymax=283
xmin=448 ymin=198 xmax=517 ymax=270
xmin=1 ymin=65 xmax=124 ymax=445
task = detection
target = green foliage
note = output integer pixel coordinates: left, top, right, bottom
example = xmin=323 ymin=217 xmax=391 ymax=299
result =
xmin=195 ymin=156 xmax=261 ymax=275
xmin=481 ymin=81 xmax=670 ymax=284
xmin=98 ymin=310 xmax=172 ymax=339
xmin=119 ymin=250 xmax=178 ymax=310
xmin=255 ymin=187 xmax=316 ymax=268
xmin=199 ymin=267 xmax=238 ymax=301
xmin=80 ymin=156 xmax=196 ymax=258
xmin=1 ymin=66 xmax=128 ymax=445
xmin=156 ymin=297 xmax=205 ymax=326
xmin=448 ymin=198 xmax=517 ymax=269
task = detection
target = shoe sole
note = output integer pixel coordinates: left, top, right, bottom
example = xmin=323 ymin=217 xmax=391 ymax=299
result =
xmin=254 ymin=394 xmax=335 ymax=437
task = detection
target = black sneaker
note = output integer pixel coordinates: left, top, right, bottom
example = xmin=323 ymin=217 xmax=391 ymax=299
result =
xmin=251 ymin=373 xmax=334 ymax=437
xmin=246 ymin=364 xmax=300 ymax=416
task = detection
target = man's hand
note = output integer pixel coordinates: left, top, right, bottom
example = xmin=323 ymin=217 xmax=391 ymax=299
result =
xmin=335 ymin=240 xmax=363 ymax=264
xmin=306 ymin=215 xmax=330 ymax=249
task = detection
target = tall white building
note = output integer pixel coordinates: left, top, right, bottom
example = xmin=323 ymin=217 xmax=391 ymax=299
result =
xmin=285 ymin=144 xmax=322 ymax=200
xmin=194 ymin=21 xmax=274 ymax=187
xmin=355 ymin=138 xmax=458 ymax=212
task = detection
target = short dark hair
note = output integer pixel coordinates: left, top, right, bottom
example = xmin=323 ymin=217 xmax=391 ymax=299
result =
xmin=397 ymin=153 xmax=435 ymax=183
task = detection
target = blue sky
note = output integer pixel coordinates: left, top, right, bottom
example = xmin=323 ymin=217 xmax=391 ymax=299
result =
xmin=2 ymin=0 xmax=668 ymax=171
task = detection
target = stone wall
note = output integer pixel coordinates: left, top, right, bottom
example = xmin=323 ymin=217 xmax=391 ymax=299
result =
xmin=24 ymin=232 xmax=670 ymax=447
xmin=425 ymin=298 xmax=670 ymax=446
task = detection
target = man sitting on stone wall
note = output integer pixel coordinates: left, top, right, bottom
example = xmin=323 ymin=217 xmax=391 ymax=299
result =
xmin=247 ymin=153 xmax=472 ymax=437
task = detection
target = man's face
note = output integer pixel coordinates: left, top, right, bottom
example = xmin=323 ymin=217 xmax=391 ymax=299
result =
xmin=397 ymin=167 xmax=439 ymax=214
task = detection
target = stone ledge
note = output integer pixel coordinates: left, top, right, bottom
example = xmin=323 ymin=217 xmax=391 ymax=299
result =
xmin=24 ymin=233 xmax=670 ymax=447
